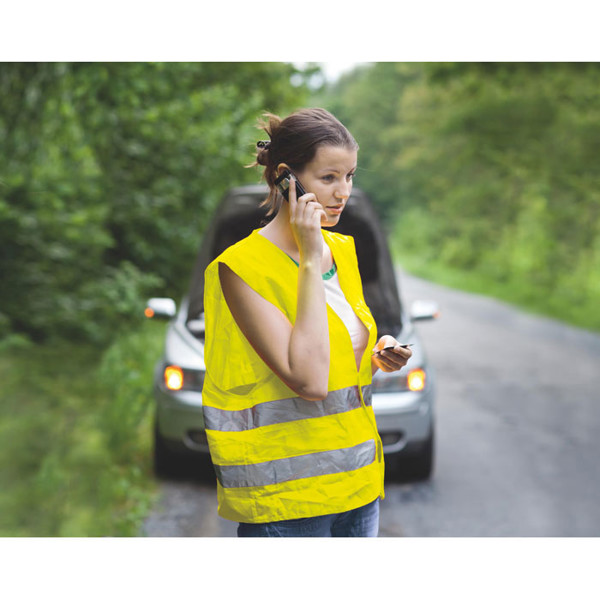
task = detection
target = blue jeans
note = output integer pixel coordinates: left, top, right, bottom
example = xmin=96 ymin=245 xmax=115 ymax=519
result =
xmin=237 ymin=498 xmax=379 ymax=537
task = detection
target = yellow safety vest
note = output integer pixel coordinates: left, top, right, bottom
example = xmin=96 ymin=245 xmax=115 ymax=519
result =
xmin=202 ymin=228 xmax=385 ymax=523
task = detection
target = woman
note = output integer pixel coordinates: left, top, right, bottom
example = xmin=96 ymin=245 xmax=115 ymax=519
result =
xmin=202 ymin=107 xmax=411 ymax=537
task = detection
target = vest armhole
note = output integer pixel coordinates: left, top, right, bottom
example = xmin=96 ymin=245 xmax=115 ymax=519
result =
xmin=216 ymin=258 xmax=294 ymax=325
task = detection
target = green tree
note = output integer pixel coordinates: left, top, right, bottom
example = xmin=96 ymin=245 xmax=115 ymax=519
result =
xmin=0 ymin=62 xmax=314 ymax=344
xmin=319 ymin=62 xmax=600 ymax=330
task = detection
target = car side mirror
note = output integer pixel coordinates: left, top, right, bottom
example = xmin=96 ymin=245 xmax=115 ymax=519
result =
xmin=410 ymin=300 xmax=440 ymax=322
xmin=145 ymin=297 xmax=177 ymax=320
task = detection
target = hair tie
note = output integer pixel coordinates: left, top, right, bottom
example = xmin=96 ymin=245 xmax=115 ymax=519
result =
xmin=256 ymin=140 xmax=271 ymax=149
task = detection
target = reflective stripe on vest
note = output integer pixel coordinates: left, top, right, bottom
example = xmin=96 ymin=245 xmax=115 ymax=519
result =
xmin=203 ymin=384 xmax=373 ymax=432
xmin=214 ymin=439 xmax=377 ymax=488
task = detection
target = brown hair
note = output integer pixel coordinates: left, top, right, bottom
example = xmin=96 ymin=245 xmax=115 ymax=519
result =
xmin=248 ymin=107 xmax=359 ymax=215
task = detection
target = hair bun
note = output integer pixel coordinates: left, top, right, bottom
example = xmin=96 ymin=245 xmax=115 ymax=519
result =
xmin=256 ymin=140 xmax=271 ymax=166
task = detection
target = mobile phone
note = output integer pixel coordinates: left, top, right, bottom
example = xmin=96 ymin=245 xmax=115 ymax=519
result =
xmin=373 ymin=343 xmax=414 ymax=355
xmin=274 ymin=169 xmax=308 ymax=201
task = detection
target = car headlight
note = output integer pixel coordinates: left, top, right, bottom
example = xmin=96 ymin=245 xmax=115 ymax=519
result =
xmin=407 ymin=368 xmax=426 ymax=392
xmin=163 ymin=365 xmax=205 ymax=391
xmin=372 ymin=367 xmax=426 ymax=393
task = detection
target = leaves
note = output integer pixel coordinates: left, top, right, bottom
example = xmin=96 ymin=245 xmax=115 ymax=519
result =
xmin=0 ymin=62 xmax=311 ymax=344
xmin=321 ymin=62 xmax=600 ymax=330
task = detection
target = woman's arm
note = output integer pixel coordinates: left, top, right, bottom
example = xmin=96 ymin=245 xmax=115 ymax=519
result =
xmin=219 ymin=179 xmax=330 ymax=402
xmin=219 ymin=261 xmax=329 ymax=401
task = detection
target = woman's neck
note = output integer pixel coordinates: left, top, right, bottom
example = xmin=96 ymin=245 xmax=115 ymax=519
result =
xmin=259 ymin=202 xmax=300 ymax=257
xmin=259 ymin=203 xmax=332 ymax=272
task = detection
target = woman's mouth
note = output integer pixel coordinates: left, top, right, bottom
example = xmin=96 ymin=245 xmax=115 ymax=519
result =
xmin=326 ymin=205 xmax=344 ymax=215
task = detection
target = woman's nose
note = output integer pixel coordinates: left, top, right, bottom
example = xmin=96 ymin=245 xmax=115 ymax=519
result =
xmin=335 ymin=180 xmax=351 ymax=199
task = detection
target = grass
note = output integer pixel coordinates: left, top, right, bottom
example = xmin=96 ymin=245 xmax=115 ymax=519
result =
xmin=392 ymin=248 xmax=600 ymax=334
xmin=0 ymin=320 xmax=167 ymax=537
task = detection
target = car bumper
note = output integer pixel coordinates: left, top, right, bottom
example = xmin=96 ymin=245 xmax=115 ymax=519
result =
xmin=155 ymin=373 xmax=435 ymax=457
xmin=372 ymin=386 xmax=434 ymax=453
xmin=154 ymin=384 xmax=209 ymax=453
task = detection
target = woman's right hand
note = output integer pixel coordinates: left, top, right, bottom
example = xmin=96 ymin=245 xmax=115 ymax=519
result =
xmin=288 ymin=176 xmax=326 ymax=262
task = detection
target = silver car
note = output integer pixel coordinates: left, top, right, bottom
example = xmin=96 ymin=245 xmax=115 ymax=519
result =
xmin=147 ymin=185 xmax=439 ymax=481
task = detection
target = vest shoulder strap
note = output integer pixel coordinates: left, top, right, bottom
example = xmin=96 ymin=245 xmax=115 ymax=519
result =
xmin=219 ymin=229 xmax=296 ymax=284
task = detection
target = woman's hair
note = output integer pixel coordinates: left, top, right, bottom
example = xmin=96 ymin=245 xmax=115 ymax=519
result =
xmin=248 ymin=107 xmax=358 ymax=215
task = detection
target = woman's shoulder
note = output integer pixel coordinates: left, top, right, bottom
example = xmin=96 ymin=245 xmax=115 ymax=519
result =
xmin=207 ymin=228 xmax=290 ymax=276
xmin=209 ymin=229 xmax=263 ymax=263
xmin=322 ymin=230 xmax=356 ymax=250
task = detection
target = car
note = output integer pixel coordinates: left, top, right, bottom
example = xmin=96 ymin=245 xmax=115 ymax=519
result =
xmin=147 ymin=184 xmax=440 ymax=481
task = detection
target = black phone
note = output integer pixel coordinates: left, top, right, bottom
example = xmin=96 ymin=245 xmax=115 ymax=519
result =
xmin=274 ymin=169 xmax=307 ymax=201
xmin=373 ymin=343 xmax=414 ymax=355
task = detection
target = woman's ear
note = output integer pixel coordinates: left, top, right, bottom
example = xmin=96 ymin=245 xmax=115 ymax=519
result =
xmin=276 ymin=163 xmax=290 ymax=176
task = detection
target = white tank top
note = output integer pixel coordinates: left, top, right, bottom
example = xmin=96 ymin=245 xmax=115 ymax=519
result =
xmin=323 ymin=266 xmax=369 ymax=369
xmin=287 ymin=254 xmax=369 ymax=369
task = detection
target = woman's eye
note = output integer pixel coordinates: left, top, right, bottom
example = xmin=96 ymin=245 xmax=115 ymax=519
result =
xmin=322 ymin=175 xmax=335 ymax=182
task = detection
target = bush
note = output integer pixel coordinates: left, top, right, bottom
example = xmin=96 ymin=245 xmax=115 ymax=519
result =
xmin=0 ymin=320 xmax=166 ymax=536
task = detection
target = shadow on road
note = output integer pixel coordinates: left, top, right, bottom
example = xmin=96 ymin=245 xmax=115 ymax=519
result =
xmin=154 ymin=455 xmax=216 ymax=485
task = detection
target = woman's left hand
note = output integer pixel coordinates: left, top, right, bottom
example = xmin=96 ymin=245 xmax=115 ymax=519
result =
xmin=371 ymin=335 xmax=412 ymax=374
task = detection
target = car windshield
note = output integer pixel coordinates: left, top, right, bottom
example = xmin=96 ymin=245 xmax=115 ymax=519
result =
xmin=186 ymin=185 xmax=403 ymax=336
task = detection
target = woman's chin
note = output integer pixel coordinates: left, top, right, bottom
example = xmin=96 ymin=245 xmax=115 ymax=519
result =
xmin=320 ymin=214 xmax=341 ymax=228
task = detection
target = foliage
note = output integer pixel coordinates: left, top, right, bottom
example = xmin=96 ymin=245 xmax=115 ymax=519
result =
xmin=319 ymin=63 xmax=600 ymax=331
xmin=0 ymin=62 xmax=318 ymax=536
xmin=0 ymin=62 xmax=319 ymax=536
xmin=0 ymin=321 xmax=166 ymax=536
xmin=0 ymin=62 xmax=313 ymax=345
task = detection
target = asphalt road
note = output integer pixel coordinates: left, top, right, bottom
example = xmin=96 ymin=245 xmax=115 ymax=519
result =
xmin=142 ymin=271 xmax=600 ymax=537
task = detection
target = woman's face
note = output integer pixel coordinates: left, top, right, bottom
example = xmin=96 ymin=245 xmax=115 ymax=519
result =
xmin=291 ymin=144 xmax=358 ymax=227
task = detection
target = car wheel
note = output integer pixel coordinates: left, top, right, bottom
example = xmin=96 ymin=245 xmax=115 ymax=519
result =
xmin=385 ymin=426 xmax=435 ymax=483
xmin=407 ymin=426 xmax=435 ymax=481
xmin=153 ymin=421 xmax=185 ymax=479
